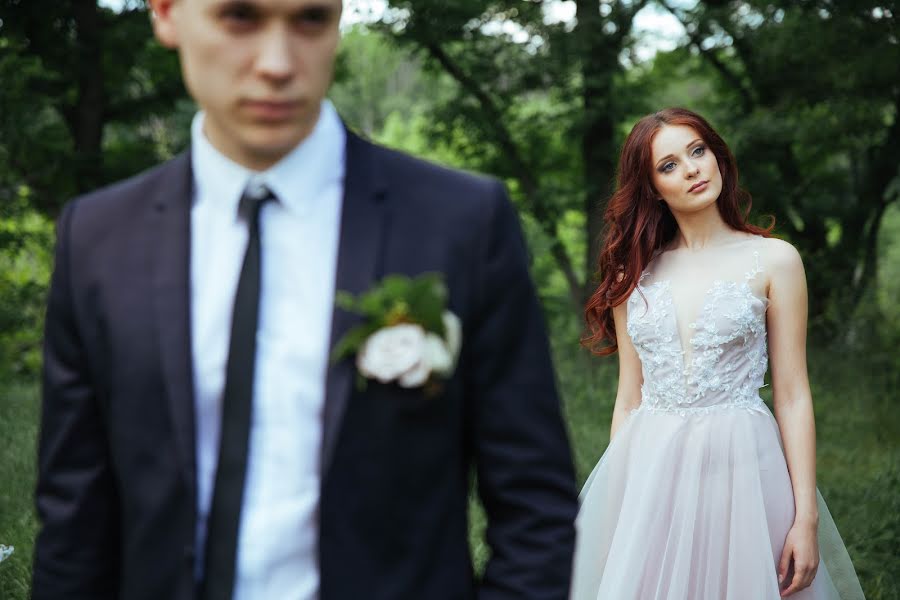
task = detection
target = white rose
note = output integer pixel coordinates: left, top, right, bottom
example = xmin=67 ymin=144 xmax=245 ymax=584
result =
xmin=423 ymin=332 xmax=453 ymax=376
xmin=403 ymin=311 xmax=462 ymax=384
xmin=398 ymin=357 xmax=431 ymax=388
xmin=0 ymin=545 xmax=13 ymax=563
xmin=356 ymin=324 xmax=425 ymax=383
xmin=356 ymin=312 xmax=463 ymax=388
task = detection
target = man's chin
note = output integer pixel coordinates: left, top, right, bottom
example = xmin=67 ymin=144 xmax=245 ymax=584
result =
xmin=237 ymin=127 xmax=315 ymax=169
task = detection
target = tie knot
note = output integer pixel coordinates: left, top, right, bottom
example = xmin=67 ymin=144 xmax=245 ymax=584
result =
xmin=239 ymin=182 xmax=276 ymax=226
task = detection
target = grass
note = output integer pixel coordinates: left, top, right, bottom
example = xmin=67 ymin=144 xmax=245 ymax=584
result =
xmin=2 ymin=335 xmax=898 ymax=598
xmin=804 ymin=344 xmax=900 ymax=598
xmin=0 ymin=384 xmax=40 ymax=600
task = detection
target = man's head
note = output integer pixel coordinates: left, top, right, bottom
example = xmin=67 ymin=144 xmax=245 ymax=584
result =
xmin=149 ymin=0 xmax=343 ymax=170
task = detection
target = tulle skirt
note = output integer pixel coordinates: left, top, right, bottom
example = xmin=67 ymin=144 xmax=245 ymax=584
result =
xmin=570 ymin=404 xmax=865 ymax=600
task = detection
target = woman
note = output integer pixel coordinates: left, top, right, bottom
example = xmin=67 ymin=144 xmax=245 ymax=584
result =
xmin=571 ymin=108 xmax=864 ymax=599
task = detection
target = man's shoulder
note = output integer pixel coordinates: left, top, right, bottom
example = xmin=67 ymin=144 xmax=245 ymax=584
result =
xmin=68 ymin=152 xmax=191 ymax=217
xmin=358 ymin=134 xmax=501 ymax=200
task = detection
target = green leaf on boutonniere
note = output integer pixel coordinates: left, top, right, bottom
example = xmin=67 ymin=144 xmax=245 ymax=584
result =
xmin=331 ymin=320 xmax=381 ymax=363
xmin=406 ymin=273 xmax=447 ymax=334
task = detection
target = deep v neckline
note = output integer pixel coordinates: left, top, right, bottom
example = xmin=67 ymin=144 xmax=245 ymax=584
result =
xmin=635 ymin=277 xmax=769 ymax=376
xmin=631 ymin=242 xmax=769 ymax=383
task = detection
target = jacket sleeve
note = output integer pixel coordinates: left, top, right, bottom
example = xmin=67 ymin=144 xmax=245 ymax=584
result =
xmin=470 ymin=181 xmax=579 ymax=599
xmin=32 ymin=200 xmax=121 ymax=599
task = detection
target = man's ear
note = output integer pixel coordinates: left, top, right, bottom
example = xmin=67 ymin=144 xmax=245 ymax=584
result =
xmin=148 ymin=0 xmax=180 ymax=49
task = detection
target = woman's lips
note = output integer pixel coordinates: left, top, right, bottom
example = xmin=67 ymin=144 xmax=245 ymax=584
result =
xmin=688 ymin=180 xmax=709 ymax=193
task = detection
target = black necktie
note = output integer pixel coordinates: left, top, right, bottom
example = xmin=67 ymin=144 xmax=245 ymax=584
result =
xmin=201 ymin=185 xmax=275 ymax=600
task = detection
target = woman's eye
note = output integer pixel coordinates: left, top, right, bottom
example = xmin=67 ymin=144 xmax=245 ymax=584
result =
xmin=661 ymin=162 xmax=676 ymax=173
xmin=691 ymin=145 xmax=705 ymax=157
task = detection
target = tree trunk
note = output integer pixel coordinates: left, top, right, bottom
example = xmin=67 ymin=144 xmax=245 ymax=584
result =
xmin=69 ymin=0 xmax=105 ymax=194
xmin=576 ymin=0 xmax=619 ymax=301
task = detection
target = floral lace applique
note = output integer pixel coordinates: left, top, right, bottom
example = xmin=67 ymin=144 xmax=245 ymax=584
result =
xmin=627 ymin=251 xmax=769 ymax=415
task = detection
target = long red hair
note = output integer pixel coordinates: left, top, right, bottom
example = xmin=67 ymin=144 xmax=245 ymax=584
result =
xmin=583 ymin=108 xmax=773 ymax=355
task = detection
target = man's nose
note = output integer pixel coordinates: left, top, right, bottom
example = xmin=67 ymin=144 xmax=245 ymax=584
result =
xmin=256 ymin=27 xmax=295 ymax=81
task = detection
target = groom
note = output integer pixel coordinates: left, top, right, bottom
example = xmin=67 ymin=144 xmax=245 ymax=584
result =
xmin=32 ymin=0 xmax=578 ymax=598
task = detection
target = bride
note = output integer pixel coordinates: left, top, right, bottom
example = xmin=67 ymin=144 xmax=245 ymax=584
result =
xmin=572 ymin=108 xmax=865 ymax=599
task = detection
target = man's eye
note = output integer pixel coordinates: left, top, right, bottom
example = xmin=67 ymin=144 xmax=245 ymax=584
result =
xmin=293 ymin=7 xmax=335 ymax=31
xmin=220 ymin=3 xmax=259 ymax=26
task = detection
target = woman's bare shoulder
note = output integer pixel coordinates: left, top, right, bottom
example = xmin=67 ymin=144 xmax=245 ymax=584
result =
xmin=757 ymin=235 xmax=804 ymax=275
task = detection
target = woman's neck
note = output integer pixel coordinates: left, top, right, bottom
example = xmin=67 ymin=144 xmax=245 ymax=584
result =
xmin=667 ymin=204 xmax=739 ymax=251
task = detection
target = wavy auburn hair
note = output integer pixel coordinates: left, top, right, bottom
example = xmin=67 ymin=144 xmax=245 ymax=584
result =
xmin=583 ymin=108 xmax=772 ymax=355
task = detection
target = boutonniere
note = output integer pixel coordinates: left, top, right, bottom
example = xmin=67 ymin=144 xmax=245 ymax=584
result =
xmin=332 ymin=273 xmax=462 ymax=391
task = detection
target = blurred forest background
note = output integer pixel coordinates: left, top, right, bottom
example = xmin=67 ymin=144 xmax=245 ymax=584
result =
xmin=0 ymin=0 xmax=898 ymax=598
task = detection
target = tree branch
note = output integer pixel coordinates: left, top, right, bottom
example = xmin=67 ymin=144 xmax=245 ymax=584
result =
xmin=850 ymin=92 xmax=900 ymax=306
xmin=423 ymin=40 xmax=584 ymax=306
xmin=659 ymin=1 xmax=756 ymax=114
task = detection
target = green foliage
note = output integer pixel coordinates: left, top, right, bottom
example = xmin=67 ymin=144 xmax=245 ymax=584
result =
xmin=375 ymin=1 xmax=614 ymax=302
xmin=377 ymin=110 xmax=467 ymax=167
xmin=0 ymin=190 xmax=53 ymax=380
xmin=0 ymin=1 xmax=187 ymax=214
xmin=0 ymin=35 xmax=76 ymax=209
xmin=876 ymin=204 xmax=900 ymax=330
xmin=379 ymin=0 xmax=586 ymax=186
xmin=331 ymin=26 xmax=455 ymax=137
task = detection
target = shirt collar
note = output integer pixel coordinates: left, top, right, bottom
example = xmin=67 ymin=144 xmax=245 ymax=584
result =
xmin=191 ymin=99 xmax=347 ymax=218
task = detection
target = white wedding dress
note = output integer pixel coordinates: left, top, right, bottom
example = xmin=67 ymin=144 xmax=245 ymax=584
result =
xmin=571 ymin=239 xmax=865 ymax=600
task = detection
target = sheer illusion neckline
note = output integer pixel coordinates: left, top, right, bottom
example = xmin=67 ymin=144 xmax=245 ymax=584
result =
xmin=655 ymin=233 xmax=762 ymax=257
xmin=638 ymin=234 xmax=770 ymax=304
xmin=637 ymin=277 xmax=770 ymax=309
xmin=635 ymin=277 xmax=770 ymax=338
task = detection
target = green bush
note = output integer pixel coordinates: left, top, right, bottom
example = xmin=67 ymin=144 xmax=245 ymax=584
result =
xmin=0 ymin=190 xmax=53 ymax=381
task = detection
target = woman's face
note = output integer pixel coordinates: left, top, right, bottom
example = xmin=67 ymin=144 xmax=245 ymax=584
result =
xmin=650 ymin=124 xmax=723 ymax=214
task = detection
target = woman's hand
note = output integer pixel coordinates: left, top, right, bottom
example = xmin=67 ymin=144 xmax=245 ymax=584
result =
xmin=778 ymin=520 xmax=820 ymax=597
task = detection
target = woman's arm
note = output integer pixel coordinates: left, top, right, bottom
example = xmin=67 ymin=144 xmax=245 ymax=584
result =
xmin=765 ymin=239 xmax=820 ymax=597
xmin=609 ymin=299 xmax=643 ymax=440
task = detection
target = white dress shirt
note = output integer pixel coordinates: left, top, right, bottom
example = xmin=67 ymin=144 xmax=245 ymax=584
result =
xmin=190 ymin=100 xmax=346 ymax=599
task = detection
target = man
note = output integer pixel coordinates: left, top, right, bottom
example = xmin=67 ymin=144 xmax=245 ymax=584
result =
xmin=32 ymin=0 xmax=578 ymax=598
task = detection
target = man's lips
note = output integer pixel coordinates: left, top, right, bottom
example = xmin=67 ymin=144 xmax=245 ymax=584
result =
xmin=688 ymin=180 xmax=709 ymax=193
xmin=242 ymin=99 xmax=302 ymax=120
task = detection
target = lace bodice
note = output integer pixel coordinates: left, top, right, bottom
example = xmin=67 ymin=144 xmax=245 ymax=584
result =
xmin=626 ymin=240 xmax=770 ymax=415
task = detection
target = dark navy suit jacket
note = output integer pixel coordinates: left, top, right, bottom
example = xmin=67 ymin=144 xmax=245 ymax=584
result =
xmin=33 ymin=131 xmax=579 ymax=599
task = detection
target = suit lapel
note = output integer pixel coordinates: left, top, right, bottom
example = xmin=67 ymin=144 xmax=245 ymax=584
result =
xmin=321 ymin=131 xmax=388 ymax=478
xmin=147 ymin=136 xmax=387 ymax=488
xmin=151 ymin=152 xmax=197 ymax=492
